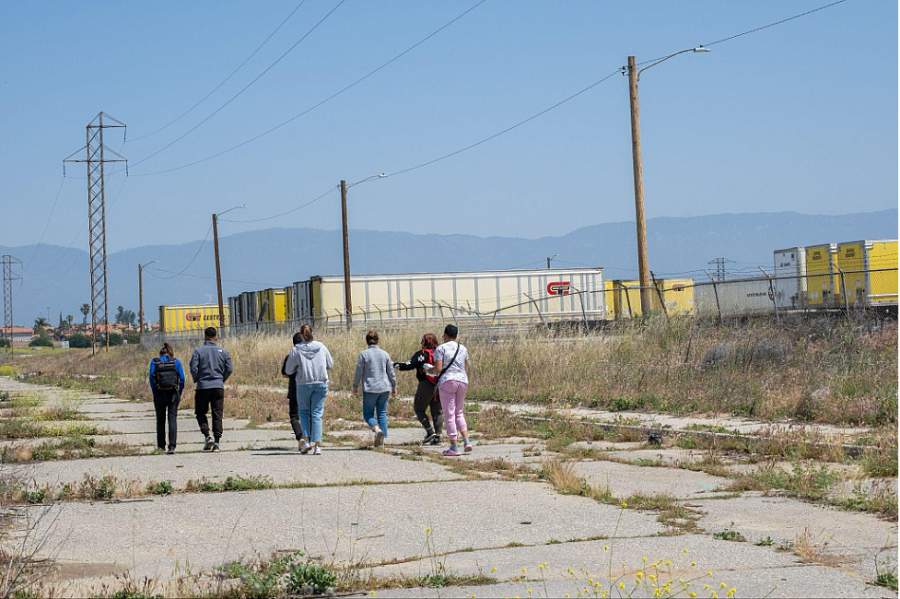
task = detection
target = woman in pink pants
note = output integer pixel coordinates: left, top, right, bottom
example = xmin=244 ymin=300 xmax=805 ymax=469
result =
xmin=431 ymin=324 xmax=471 ymax=456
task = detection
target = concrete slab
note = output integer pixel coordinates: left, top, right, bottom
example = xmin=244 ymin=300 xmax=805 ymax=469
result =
xmin=572 ymin=460 xmax=731 ymax=499
xmin=607 ymin=448 xmax=706 ymax=466
xmin=370 ymin=566 xmax=894 ymax=599
xmin=44 ymin=417 xmax=251 ymax=435
xmin=693 ymin=493 xmax=898 ymax=578
xmin=23 ymin=445 xmax=464 ymax=488
xmin=20 ymin=481 xmax=663 ymax=581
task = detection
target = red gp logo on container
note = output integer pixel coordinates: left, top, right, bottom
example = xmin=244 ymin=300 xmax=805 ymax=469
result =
xmin=547 ymin=281 xmax=571 ymax=295
xmin=185 ymin=312 xmax=201 ymax=322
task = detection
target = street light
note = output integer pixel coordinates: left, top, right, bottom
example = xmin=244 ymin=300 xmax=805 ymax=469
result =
xmin=212 ymin=205 xmax=246 ymax=329
xmin=627 ymin=47 xmax=710 ymax=314
xmin=340 ymin=174 xmax=385 ymax=330
xmin=138 ymin=260 xmax=158 ymax=335
xmin=547 ymin=254 xmax=558 ymax=269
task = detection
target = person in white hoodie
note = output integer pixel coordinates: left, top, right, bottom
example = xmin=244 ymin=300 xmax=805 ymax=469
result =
xmin=283 ymin=324 xmax=334 ymax=455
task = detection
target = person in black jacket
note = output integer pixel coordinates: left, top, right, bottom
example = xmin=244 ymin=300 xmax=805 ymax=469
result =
xmin=281 ymin=332 xmax=304 ymax=449
xmin=394 ymin=333 xmax=442 ymax=445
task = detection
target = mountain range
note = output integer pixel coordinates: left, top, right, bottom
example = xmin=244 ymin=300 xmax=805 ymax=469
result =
xmin=2 ymin=209 xmax=896 ymax=326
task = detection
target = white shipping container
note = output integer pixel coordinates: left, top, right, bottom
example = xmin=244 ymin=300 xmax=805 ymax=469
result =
xmin=301 ymin=268 xmax=605 ymax=326
xmin=773 ymin=247 xmax=807 ymax=309
xmin=694 ymin=277 xmax=775 ymax=317
xmin=227 ymin=296 xmax=241 ymax=326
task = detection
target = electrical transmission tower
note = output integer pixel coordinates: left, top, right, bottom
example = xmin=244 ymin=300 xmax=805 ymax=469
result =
xmin=64 ymin=113 xmax=127 ymax=354
xmin=708 ymin=257 xmax=733 ymax=281
xmin=2 ymin=255 xmax=22 ymax=354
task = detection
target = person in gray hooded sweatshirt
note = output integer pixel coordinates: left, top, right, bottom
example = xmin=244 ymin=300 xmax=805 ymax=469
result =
xmin=283 ymin=324 xmax=333 ymax=455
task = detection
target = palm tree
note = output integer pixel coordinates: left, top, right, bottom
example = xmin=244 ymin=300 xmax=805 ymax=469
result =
xmin=80 ymin=304 xmax=90 ymax=326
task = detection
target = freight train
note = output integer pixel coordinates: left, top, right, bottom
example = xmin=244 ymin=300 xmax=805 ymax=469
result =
xmin=157 ymin=239 xmax=897 ymax=332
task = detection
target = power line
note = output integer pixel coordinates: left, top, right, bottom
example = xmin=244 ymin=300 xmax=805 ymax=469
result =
xmin=130 ymin=0 xmax=346 ymax=170
xmin=221 ymin=186 xmax=337 ymax=223
xmin=128 ymin=0 xmax=489 ymax=178
xmin=385 ymin=69 xmax=623 ymax=178
xmin=148 ymin=223 xmax=214 ymax=280
xmin=143 ymin=266 xmax=280 ymax=287
xmin=703 ymin=0 xmax=848 ymax=47
xmin=127 ymin=0 xmax=310 ymax=143
xmin=23 ymin=177 xmax=67 ymax=273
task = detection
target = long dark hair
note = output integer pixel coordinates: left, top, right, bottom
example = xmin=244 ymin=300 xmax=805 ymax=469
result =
xmin=160 ymin=343 xmax=174 ymax=358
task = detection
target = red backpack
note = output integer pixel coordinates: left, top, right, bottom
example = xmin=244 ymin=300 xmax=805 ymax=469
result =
xmin=420 ymin=348 xmax=437 ymax=383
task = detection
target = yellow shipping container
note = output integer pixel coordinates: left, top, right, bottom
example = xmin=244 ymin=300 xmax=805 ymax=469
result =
xmin=835 ymin=240 xmax=898 ymax=306
xmin=256 ymin=288 xmax=289 ymax=322
xmin=805 ymin=243 xmax=838 ymax=307
xmin=159 ymin=304 xmax=229 ymax=333
xmin=604 ymin=278 xmax=693 ymax=319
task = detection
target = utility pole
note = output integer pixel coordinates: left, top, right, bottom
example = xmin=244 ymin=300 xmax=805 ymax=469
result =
xmin=627 ymin=56 xmax=652 ymax=314
xmin=708 ymin=258 xmax=731 ymax=281
xmin=340 ymin=179 xmax=352 ymax=330
xmin=2 ymin=255 xmax=22 ymax=354
xmin=212 ymin=213 xmax=225 ymax=328
xmin=547 ymin=254 xmax=558 ymax=269
xmin=64 ymin=112 xmax=127 ymax=355
xmin=138 ymin=260 xmax=157 ymax=335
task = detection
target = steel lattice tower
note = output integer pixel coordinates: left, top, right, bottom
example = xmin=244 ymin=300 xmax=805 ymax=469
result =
xmin=64 ymin=113 xmax=127 ymax=353
xmin=1 ymin=255 xmax=21 ymax=353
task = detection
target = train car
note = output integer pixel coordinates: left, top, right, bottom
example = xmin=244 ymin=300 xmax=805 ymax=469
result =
xmin=835 ymin=240 xmax=898 ymax=307
xmin=694 ymin=277 xmax=774 ymax=317
xmin=292 ymin=280 xmax=313 ymax=322
xmin=158 ymin=304 xmax=229 ymax=333
xmin=256 ymin=288 xmax=289 ymax=322
xmin=604 ymin=278 xmax=694 ymax=319
xmin=773 ymin=247 xmax=807 ymax=309
xmin=227 ymin=296 xmax=242 ymax=326
xmin=240 ymin=291 xmax=259 ymax=324
xmin=805 ymin=243 xmax=838 ymax=308
xmin=283 ymin=286 xmax=294 ymax=322
xmin=295 ymin=268 xmax=606 ymax=326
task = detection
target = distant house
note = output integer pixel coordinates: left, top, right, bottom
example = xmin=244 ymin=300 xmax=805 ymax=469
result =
xmin=1 ymin=326 xmax=37 ymax=346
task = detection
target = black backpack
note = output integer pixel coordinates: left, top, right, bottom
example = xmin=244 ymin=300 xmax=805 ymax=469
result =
xmin=153 ymin=358 xmax=180 ymax=392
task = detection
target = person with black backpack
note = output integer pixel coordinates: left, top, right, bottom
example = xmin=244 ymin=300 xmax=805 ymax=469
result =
xmin=394 ymin=333 xmax=443 ymax=445
xmin=149 ymin=342 xmax=185 ymax=454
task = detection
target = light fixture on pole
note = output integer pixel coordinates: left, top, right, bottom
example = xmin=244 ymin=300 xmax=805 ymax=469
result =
xmin=212 ymin=205 xmax=246 ymax=329
xmin=340 ymin=174 xmax=386 ymax=330
xmin=627 ymin=47 xmax=710 ymax=314
xmin=138 ymin=260 xmax=158 ymax=335
xmin=547 ymin=254 xmax=558 ymax=269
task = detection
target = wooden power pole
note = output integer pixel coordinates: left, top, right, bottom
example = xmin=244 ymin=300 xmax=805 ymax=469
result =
xmin=340 ymin=180 xmax=352 ymax=330
xmin=627 ymin=56 xmax=652 ymax=315
xmin=212 ymin=213 xmax=225 ymax=329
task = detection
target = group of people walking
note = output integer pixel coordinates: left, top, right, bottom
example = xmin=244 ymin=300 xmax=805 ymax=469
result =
xmin=148 ymin=324 xmax=471 ymax=458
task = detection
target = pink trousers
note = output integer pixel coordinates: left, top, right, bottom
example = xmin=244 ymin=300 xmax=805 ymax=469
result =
xmin=438 ymin=380 xmax=468 ymax=440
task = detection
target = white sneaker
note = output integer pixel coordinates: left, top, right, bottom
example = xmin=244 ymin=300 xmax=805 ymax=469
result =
xmin=312 ymin=446 xmax=322 ymax=455
xmin=299 ymin=439 xmax=311 ymax=454
xmin=373 ymin=425 xmax=384 ymax=448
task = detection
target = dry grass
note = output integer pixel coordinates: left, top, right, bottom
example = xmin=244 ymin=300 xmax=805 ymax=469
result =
xmin=17 ymin=316 xmax=897 ymax=428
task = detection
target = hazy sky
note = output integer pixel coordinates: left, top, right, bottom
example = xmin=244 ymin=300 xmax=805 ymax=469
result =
xmin=1 ymin=0 xmax=896 ymax=256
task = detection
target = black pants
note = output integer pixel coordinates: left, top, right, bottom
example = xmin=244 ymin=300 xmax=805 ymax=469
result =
xmin=413 ymin=379 xmax=442 ymax=434
xmin=195 ymin=388 xmax=225 ymax=441
xmin=288 ymin=393 xmax=304 ymax=440
xmin=153 ymin=390 xmax=180 ymax=450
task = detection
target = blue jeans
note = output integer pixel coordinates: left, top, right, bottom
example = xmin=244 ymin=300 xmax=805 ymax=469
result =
xmin=296 ymin=383 xmax=327 ymax=443
xmin=362 ymin=392 xmax=389 ymax=438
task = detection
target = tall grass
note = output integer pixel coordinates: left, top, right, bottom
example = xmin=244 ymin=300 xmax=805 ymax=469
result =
xmin=16 ymin=316 xmax=898 ymax=427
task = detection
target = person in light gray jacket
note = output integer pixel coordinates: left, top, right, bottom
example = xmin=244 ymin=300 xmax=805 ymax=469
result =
xmin=352 ymin=331 xmax=397 ymax=447
xmin=283 ymin=324 xmax=333 ymax=455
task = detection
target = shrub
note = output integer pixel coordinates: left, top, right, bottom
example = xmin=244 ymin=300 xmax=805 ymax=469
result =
xmin=0 ymin=365 xmax=16 ymax=376
xmin=67 ymin=333 xmax=92 ymax=349
xmin=286 ymin=563 xmax=336 ymax=595
xmin=0 ymin=338 xmax=9 ymax=348
xmin=147 ymin=481 xmax=174 ymax=496
xmin=107 ymin=334 xmax=124 ymax=347
xmin=28 ymin=337 xmax=53 ymax=348
xmin=125 ymin=330 xmax=140 ymax=344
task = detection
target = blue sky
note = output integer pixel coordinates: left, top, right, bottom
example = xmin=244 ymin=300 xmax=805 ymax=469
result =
xmin=1 ymin=0 xmax=896 ymax=253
